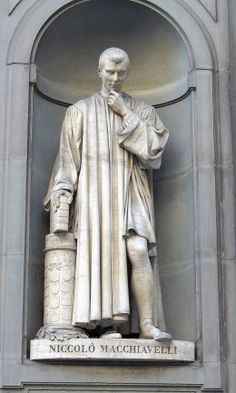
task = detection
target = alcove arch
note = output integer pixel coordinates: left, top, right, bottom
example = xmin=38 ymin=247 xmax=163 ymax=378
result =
xmin=7 ymin=0 xmax=216 ymax=68
xmin=32 ymin=0 xmax=192 ymax=104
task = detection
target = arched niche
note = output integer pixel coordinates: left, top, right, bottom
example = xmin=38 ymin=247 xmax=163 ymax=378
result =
xmin=34 ymin=0 xmax=191 ymax=104
xmin=28 ymin=0 xmax=195 ymax=342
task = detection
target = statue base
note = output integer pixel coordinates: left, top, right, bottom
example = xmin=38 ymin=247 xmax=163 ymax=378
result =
xmin=30 ymin=338 xmax=194 ymax=362
xmin=35 ymin=325 xmax=88 ymax=340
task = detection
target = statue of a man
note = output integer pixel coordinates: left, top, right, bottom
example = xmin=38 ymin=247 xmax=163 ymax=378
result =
xmin=43 ymin=48 xmax=172 ymax=341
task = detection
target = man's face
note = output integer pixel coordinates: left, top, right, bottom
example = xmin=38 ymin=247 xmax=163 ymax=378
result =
xmin=98 ymin=59 xmax=129 ymax=93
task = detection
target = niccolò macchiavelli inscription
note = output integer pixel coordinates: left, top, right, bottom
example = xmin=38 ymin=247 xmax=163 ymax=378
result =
xmin=31 ymin=339 xmax=195 ymax=362
xmin=49 ymin=342 xmax=177 ymax=355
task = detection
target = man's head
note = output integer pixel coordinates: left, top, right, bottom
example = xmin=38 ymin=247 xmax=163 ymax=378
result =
xmin=98 ymin=48 xmax=129 ymax=93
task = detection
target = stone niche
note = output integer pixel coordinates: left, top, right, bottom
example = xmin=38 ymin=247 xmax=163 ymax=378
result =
xmin=28 ymin=0 xmax=195 ymax=351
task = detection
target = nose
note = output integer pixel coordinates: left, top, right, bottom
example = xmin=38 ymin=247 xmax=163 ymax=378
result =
xmin=112 ymin=72 xmax=119 ymax=82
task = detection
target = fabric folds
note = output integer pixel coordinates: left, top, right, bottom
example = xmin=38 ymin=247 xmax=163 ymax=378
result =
xmin=44 ymin=92 xmax=169 ymax=327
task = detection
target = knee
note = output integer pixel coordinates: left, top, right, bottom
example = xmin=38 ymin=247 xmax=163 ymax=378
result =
xmin=127 ymin=236 xmax=148 ymax=261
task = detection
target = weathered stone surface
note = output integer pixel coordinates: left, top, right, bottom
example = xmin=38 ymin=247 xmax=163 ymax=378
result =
xmin=30 ymin=338 xmax=194 ymax=362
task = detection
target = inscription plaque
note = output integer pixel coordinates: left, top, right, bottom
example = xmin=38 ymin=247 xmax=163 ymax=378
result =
xmin=31 ymin=339 xmax=194 ymax=362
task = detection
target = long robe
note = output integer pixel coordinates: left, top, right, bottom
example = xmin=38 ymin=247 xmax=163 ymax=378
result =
xmin=44 ymin=92 xmax=169 ymax=328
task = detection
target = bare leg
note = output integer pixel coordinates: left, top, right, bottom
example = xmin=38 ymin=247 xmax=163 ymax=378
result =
xmin=127 ymin=235 xmax=172 ymax=341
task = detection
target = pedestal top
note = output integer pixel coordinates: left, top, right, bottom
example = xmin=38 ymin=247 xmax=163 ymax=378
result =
xmin=30 ymin=338 xmax=194 ymax=362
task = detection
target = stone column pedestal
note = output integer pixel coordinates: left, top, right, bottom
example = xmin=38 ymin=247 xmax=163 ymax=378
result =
xmin=36 ymin=232 xmax=88 ymax=340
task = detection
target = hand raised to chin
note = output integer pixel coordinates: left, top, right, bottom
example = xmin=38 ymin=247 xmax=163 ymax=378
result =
xmin=107 ymin=90 xmax=130 ymax=117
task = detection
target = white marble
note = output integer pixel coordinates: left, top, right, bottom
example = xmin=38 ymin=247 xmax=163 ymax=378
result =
xmin=30 ymin=338 xmax=194 ymax=362
xmin=50 ymin=195 xmax=70 ymax=233
xmin=40 ymin=48 xmax=171 ymax=341
xmin=43 ymin=233 xmax=76 ymax=328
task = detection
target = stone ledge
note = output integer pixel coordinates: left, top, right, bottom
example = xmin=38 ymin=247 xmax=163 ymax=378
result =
xmin=30 ymin=338 xmax=194 ymax=362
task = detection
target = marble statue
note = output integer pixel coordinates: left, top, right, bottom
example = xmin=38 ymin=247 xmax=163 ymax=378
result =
xmin=39 ymin=48 xmax=172 ymax=342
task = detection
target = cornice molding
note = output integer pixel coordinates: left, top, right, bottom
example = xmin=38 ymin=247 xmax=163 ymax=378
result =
xmin=32 ymin=82 xmax=196 ymax=109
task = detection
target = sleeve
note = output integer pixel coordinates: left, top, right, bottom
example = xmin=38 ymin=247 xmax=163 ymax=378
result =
xmin=43 ymin=106 xmax=82 ymax=211
xmin=117 ymin=105 xmax=169 ymax=169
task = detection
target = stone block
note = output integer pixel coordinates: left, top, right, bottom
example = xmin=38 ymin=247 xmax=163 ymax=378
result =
xmin=30 ymin=338 xmax=194 ymax=362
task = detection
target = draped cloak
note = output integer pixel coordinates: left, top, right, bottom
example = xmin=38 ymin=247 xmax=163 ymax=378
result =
xmin=44 ymin=92 xmax=169 ymax=328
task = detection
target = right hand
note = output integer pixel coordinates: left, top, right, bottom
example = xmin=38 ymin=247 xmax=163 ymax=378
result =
xmin=108 ymin=90 xmax=130 ymax=117
xmin=51 ymin=188 xmax=73 ymax=212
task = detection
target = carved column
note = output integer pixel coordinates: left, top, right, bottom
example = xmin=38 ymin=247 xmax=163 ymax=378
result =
xmin=36 ymin=232 xmax=87 ymax=339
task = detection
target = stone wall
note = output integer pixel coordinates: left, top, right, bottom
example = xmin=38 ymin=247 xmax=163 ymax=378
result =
xmin=226 ymin=1 xmax=236 ymax=392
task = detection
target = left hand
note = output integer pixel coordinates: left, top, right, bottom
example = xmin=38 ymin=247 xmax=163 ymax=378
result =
xmin=108 ymin=91 xmax=130 ymax=117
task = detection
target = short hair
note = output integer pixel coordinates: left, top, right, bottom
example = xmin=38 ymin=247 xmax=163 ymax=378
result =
xmin=98 ymin=47 xmax=130 ymax=70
